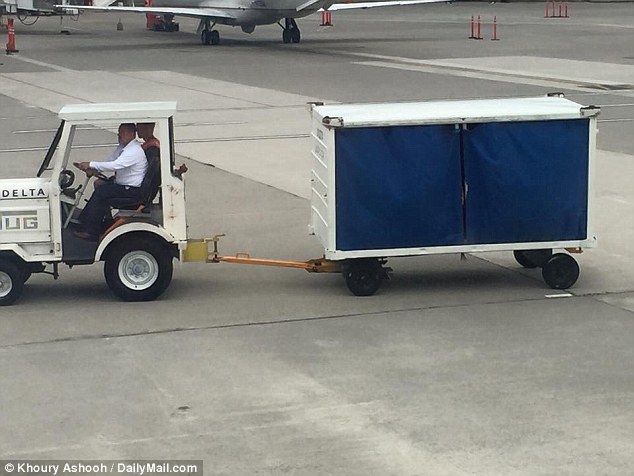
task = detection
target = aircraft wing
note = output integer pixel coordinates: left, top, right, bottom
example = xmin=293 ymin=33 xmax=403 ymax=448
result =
xmin=63 ymin=5 xmax=236 ymax=21
xmin=326 ymin=0 xmax=447 ymax=10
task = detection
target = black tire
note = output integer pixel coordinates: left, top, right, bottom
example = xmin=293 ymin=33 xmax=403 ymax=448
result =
xmin=282 ymin=29 xmax=292 ymax=44
xmin=342 ymin=259 xmax=383 ymax=297
xmin=211 ymin=30 xmax=220 ymax=45
xmin=542 ymin=253 xmax=579 ymax=290
xmin=291 ymin=28 xmax=301 ymax=43
xmin=0 ymin=260 xmax=25 ymax=306
xmin=513 ymin=250 xmax=537 ymax=268
xmin=104 ymin=237 xmax=173 ymax=302
xmin=513 ymin=249 xmax=553 ymax=268
xmin=23 ymin=263 xmax=45 ymax=283
xmin=201 ymin=30 xmax=211 ymax=45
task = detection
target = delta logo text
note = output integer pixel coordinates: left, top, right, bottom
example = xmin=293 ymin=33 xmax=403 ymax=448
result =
xmin=1 ymin=187 xmax=48 ymax=199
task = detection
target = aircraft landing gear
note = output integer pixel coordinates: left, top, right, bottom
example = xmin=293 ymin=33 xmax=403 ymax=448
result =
xmin=281 ymin=18 xmax=300 ymax=44
xmin=201 ymin=30 xmax=220 ymax=45
xmin=200 ymin=20 xmax=220 ymax=45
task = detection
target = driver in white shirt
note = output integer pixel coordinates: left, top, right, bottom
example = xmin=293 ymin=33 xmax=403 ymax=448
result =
xmin=73 ymin=123 xmax=147 ymax=240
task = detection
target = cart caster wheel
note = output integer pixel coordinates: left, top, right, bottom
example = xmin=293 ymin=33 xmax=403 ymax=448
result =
xmin=342 ymin=259 xmax=383 ymax=297
xmin=514 ymin=249 xmax=553 ymax=268
xmin=0 ymin=260 xmax=25 ymax=306
xmin=542 ymin=253 xmax=579 ymax=290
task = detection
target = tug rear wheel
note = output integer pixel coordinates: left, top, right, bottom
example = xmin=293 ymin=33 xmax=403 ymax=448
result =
xmin=104 ymin=237 xmax=173 ymax=301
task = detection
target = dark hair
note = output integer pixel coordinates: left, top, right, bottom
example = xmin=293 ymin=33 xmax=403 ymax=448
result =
xmin=137 ymin=122 xmax=156 ymax=133
xmin=119 ymin=123 xmax=137 ymax=134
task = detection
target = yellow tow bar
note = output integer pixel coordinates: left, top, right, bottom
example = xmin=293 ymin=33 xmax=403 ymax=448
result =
xmin=183 ymin=235 xmax=340 ymax=273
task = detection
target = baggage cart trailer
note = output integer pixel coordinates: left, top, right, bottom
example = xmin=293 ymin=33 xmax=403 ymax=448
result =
xmin=308 ymin=94 xmax=599 ymax=296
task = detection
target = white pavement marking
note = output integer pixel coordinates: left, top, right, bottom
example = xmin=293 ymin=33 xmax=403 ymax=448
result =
xmin=347 ymin=53 xmax=634 ymax=92
xmin=354 ymin=60 xmax=593 ymax=92
xmin=545 ymin=293 xmax=574 ymax=298
xmin=119 ymin=71 xmax=314 ymax=108
xmin=1 ymin=54 xmax=75 ymax=73
xmin=413 ymin=56 xmax=634 ymax=87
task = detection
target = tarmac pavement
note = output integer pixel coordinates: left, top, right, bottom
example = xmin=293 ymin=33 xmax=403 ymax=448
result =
xmin=0 ymin=2 xmax=633 ymax=474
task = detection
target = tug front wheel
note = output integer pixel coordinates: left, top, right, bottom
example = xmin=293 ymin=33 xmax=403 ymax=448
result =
xmin=0 ymin=260 xmax=24 ymax=306
xmin=104 ymin=237 xmax=173 ymax=302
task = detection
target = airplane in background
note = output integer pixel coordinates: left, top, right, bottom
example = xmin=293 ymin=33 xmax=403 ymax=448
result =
xmin=68 ymin=0 xmax=446 ymax=46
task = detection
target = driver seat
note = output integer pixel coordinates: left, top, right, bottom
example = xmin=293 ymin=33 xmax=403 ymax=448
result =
xmin=108 ymin=151 xmax=161 ymax=213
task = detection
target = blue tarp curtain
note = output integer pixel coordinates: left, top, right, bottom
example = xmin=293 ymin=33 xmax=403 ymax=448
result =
xmin=334 ymin=119 xmax=589 ymax=251
xmin=335 ymin=125 xmax=464 ymax=251
xmin=463 ymin=120 xmax=589 ymax=243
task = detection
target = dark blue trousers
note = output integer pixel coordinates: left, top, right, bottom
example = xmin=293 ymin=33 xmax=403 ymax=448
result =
xmin=79 ymin=182 xmax=142 ymax=235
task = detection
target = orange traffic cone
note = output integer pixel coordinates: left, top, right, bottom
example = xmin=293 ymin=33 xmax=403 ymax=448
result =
xmin=6 ymin=17 xmax=18 ymax=54
xmin=320 ymin=11 xmax=332 ymax=26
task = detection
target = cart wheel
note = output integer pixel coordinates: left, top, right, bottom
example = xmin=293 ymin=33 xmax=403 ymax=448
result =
xmin=513 ymin=249 xmax=553 ymax=268
xmin=104 ymin=237 xmax=173 ymax=302
xmin=542 ymin=253 xmax=579 ymax=290
xmin=0 ymin=260 xmax=25 ymax=306
xmin=342 ymin=259 xmax=383 ymax=297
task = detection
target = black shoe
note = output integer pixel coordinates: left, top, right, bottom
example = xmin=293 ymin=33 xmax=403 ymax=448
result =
xmin=73 ymin=229 xmax=99 ymax=241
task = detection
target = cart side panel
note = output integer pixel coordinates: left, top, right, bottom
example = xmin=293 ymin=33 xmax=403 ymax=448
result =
xmin=309 ymin=121 xmax=332 ymax=250
xmin=463 ymin=119 xmax=590 ymax=244
xmin=334 ymin=124 xmax=464 ymax=251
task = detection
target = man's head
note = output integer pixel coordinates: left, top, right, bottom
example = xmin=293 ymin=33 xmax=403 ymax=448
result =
xmin=118 ymin=123 xmax=137 ymax=146
xmin=137 ymin=122 xmax=156 ymax=141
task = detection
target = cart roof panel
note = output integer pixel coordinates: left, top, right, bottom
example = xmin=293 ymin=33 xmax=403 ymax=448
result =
xmin=58 ymin=102 xmax=178 ymax=122
xmin=313 ymin=96 xmax=597 ymax=127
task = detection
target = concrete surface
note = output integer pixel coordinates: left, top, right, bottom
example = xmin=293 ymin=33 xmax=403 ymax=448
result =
xmin=0 ymin=2 xmax=633 ymax=474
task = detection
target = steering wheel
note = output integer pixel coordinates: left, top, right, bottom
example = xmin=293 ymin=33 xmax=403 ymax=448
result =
xmin=59 ymin=169 xmax=76 ymax=189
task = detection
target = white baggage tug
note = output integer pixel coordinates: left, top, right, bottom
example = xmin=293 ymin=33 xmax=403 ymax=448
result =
xmin=0 ymin=101 xmax=336 ymax=305
xmin=0 ymin=102 xmax=187 ymax=305
xmin=0 ymin=96 xmax=599 ymax=305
